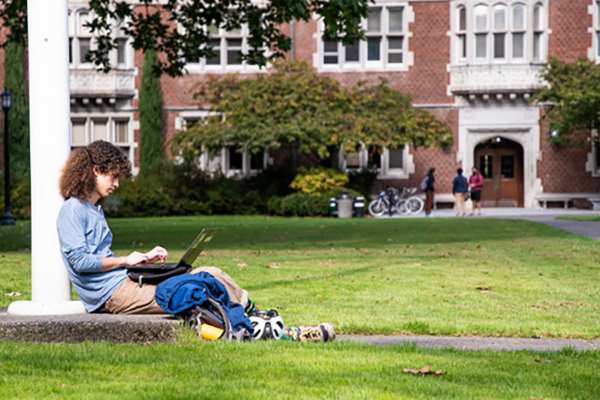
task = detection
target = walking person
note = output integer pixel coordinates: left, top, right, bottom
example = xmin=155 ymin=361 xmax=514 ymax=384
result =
xmin=452 ymin=168 xmax=469 ymax=217
xmin=469 ymin=166 xmax=484 ymax=216
xmin=422 ymin=168 xmax=435 ymax=216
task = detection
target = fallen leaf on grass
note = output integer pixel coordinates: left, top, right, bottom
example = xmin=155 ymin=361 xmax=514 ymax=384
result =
xmin=237 ymin=263 xmax=247 ymax=270
xmin=319 ymin=262 xmax=332 ymax=266
xmin=402 ymin=365 xmax=444 ymax=375
xmin=4 ymin=292 xmax=21 ymax=297
xmin=264 ymin=263 xmax=280 ymax=269
xmin=413 ymin=263 xmax=423 ymax=266
xmin=534 ymin=359 xmax=558 ymax=364
xmin=476 ymin=287 xmax=492 ymax=293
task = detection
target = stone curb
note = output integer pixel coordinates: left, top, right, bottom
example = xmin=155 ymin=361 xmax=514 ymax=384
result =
xmin=0 ymin=309 xmax=179 ymax=343
xmin=2 ymin=309 xmax=598 ymax=351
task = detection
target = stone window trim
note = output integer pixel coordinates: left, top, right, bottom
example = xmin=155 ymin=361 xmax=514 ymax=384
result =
xmin=70 ymin=113 xmax=136 ymax=172
xmin=590 ymin=0 xmax=600 ymax=60
xmin=339 ymin=143 xmax=415 ymax=180
xmin=182 ymin=22 xmax=268 ymax=74
xmin=68 ymin=7 xmax=133 ymax=70
xmin=176 ymin=111 xmax=270 ymax=177
xmin=586 ymin=130 xmax=600 ymax=177
xmin=451 ymin=1 xmax=548 ymax=66
xmin=313 ymin=2 xmax=415 ymax=72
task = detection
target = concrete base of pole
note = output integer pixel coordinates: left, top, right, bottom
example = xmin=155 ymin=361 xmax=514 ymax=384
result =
xmin=7 ymin=300 xmax=86 ymax=316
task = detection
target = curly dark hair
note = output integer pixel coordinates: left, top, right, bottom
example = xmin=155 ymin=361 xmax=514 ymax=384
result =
xmin=59 ymin=140 xmax=132 ymax=201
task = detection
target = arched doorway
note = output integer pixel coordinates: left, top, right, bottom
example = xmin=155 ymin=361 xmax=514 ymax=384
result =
xmin=474 ymin=137 xmax=524 ymax=207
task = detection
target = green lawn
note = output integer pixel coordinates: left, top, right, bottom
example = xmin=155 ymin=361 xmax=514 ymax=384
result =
xmin=1 ymin=215 xmax=600 ymax=399
xmin=0 ymin=339 xmax=599 ymax=400
xmin=2 ymin=216 xmax=599 ymax=338
xmin=557 ymin=216 xmax=600 ymax=222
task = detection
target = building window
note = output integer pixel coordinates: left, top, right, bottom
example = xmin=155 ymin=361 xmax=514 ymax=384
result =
xmin=533 ymin=3 xmax=544 ymax=61
xmin=68 ymin=8 xmax=132 ymax=69
xmin=176 ymin=113 xmax=267 ymax=177
xmin=457 ymin=6 xmax=467 ymax=61
xmin=492 ymin=4 xmax=507 ymax=60
xmin=318 ymin=3 xmax=412 ymax=71
xmin=70 ymin=116 xmax=133 ymax=165
xmin=453 ymin=1 xmax=546 ymax=65
xmin=340 ymin=144 xmax=414 ymax=179
xmin=594 ymin=1 xmax=600 ymax=58
xmin=184 ymin=23 xmax=262 ymax=73
xmin=511 ymin=4 xmax=526 ymax=59
xmin=473 ymin=5 xmax=489 ymax=60
xmin=587 ymin=132 xmax=600 ymax=177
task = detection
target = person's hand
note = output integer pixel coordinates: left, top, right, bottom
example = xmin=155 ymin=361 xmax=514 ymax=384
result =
xmin=144 ymin=246 xmax=168 ymax=264
xmin=125 ymin=251 xmax=148 ymax=266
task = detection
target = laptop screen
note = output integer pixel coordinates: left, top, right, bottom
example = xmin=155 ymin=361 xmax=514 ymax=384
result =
xmin=178 ymin=227 xmax=220 ymax=267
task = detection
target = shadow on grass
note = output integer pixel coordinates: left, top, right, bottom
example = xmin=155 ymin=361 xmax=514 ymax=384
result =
xmin=0 ymin=216 xmax=576 ymax=254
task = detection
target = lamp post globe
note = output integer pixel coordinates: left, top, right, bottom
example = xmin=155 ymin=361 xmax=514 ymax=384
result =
xmin=1 ymin=89 xmax=14 ymax=226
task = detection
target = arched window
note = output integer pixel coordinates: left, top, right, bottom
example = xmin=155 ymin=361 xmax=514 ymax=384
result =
xmin=457 ymin=6 xmax=467 ymax=60
xmin=474 ymin=5 xmax=488 ymax=60
xmin=492 ymin=4 xmax=507 ymax=59
xmin=511 ymin=4 xmax=526 ymax=59
xmin=77 ymin=11 xmax=92 ymax=65
xmin=533 ymin=3 xmax=543 ymax=61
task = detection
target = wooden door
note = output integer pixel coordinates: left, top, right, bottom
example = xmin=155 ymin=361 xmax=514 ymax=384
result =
xmin=474 ymin=139 xmax=524 ymax=207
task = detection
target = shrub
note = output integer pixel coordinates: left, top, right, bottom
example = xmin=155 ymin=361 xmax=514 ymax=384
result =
xmin=0 ymin=173 xmax=31 ymax=220
xmin=347 ymin=168 xmax=379 ymax=199
xmin=268 ymin=188 xmax=362 ymax=217
xmin=289 ymin=166 xmax=349 ymax=196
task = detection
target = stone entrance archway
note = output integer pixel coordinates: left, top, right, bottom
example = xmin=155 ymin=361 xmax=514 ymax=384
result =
xmin=474 ymin=137 xmax=524 ymax=207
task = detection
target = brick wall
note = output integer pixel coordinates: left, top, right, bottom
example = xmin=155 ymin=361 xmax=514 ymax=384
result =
xmin=537 ymin=0 xmax=599 ymax=194
xmin=548 ymin=0 xmax=593 ymax=62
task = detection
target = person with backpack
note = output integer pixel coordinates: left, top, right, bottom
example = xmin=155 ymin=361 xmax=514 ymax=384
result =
xmin=452 ymin=168 xmax=469 ymax=217
xmin=422 ymin=168 xmax=435 ymax=216
xmin=469 ymin=166 xmax=484 ymax=216
xmin=56 ymin=140 xmax=335 ymax=342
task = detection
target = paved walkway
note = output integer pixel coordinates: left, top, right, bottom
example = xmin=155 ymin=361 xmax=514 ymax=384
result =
xmin=2 ymin=207 xmax=600 ymax=350
xmin=384 ymin=207 xmax=600 ymax=241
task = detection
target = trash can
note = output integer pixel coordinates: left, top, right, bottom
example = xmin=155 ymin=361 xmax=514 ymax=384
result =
xmin=337 ymin=194 xmax=353 ymax=218
xmin=353 ymin=196 xmax=365 ymax=218
xmin=329 ymin=197 xmax=338 ymax=217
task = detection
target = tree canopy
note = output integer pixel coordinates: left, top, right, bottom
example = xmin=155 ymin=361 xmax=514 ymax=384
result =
xmin=169 ymin=61 xmax=453 ymax=167
xmin=534 ymin=57 xmax=600 ymax=145
xmin=0 ymin=0 xmax=373 ymax=77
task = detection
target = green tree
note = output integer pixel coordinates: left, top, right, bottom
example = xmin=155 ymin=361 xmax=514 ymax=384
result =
xmin=344 ymin=78 xmax=454 ymax=152
xmin=138 ymin=49 xmax=164 ymax=173
xmin=0 ymin=0 xmax=373 ymax=78
xmin=169 ymin=61 xmax=453 ymax=168
xmin=534 ymin=57 xmax=600 ymax=145
xmin=3 ymin=39 xmax=29 ymax=186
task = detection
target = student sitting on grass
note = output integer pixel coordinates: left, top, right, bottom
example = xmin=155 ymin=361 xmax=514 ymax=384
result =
xmin=56 ymin=140 xmax=334 ymax=342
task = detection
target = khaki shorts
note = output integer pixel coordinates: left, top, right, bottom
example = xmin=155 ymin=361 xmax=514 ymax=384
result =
xmin=105 ymin=267 xmax=249 ymax=315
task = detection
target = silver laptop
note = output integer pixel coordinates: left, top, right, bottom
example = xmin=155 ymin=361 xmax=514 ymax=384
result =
xmin=126 ymin=227 xmax=220 ymax=271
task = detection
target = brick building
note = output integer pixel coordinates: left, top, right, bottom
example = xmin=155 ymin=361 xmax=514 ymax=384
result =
xmin=10 ymin=0 xmax=600 ymax=208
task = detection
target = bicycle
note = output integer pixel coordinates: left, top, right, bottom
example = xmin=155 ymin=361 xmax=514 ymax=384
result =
xmin=368 ymin=186 xmax=424 ymax=217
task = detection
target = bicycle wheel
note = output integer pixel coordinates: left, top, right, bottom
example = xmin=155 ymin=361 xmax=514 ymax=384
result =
xmin=394 ymin=200 xmax=409 ymax=215
xmin=368 ymin=199 xmax=387 ymax=217
xmin=406 ymin=196 xmax=424 ymax=214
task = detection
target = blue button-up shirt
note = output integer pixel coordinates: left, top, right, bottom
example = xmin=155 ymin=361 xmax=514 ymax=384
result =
xmin=57 ymin=197 xmax=127 ymax=312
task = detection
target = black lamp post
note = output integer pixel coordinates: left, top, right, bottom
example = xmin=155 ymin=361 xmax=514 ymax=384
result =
xmin=1 ymin=90 xmax=14 ymax=226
